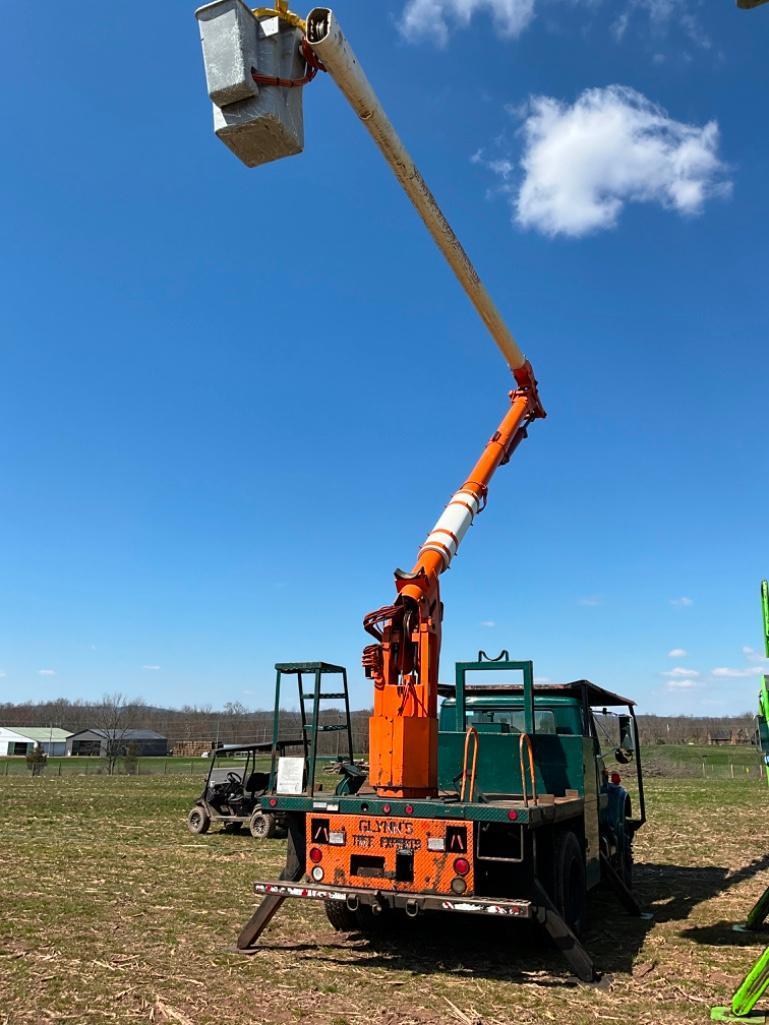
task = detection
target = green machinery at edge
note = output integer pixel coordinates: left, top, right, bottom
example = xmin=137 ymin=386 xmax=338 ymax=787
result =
xmin=757 ymin=580 xmax=769 ymax=787
xmin=711 ymin=581 xmax=769 ymax=1023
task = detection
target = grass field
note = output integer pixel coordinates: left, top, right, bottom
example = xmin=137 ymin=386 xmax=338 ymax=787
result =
xmin=3 ymin=773 xmax=769 ymax=1025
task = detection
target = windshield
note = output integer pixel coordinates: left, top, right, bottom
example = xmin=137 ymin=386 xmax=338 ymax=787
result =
xmin=466 ymin=708 xmax=557 ymax=734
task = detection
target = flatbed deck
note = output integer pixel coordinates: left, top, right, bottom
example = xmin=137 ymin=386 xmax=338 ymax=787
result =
xmin=266 ymin=790 xmax=585 ymax=826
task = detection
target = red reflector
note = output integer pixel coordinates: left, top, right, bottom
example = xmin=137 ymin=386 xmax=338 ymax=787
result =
xmin=507 ymin=809 xmax=518 ymax=821
xmin=405 ymin=804 xmax=414 ymax=815
xmin=453 ymin=857 xmax=470 ymax=877
xmin=382 ymin=803 xmax=391 ymax=814
xmin=610 ymin=772 xmax=621 ymax=785
xmin=268 ymin=798 xmax=278 ymax=808
xmin=309 ymin=847 xmax=323 ymax=864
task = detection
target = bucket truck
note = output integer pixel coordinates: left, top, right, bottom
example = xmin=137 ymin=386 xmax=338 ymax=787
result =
xmin=194 ymin=2 xmax=646 ymax=981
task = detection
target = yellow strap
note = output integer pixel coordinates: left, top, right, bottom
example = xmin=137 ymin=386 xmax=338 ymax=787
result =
xmin=252 ymin=4 xmax=307 ymax=31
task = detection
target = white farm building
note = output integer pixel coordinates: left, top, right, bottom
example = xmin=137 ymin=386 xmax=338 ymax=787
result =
xmin=0 ymin=727 xmax=72 ymax=757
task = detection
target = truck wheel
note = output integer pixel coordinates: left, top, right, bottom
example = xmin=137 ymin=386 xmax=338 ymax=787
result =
xmin=249 ymin=810 xmax=277 ymax=839
xmin=553 ymin=831 xmax=587 ymax=937
xmin=187 ymin=806 xmax=211 ymax=835
xmin=324 ymin=901 xmax=360 ymax=931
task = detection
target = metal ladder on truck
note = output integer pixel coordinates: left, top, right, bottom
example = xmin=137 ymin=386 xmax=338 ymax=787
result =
xmin=268 ymin=662 xmax=355 ymax=797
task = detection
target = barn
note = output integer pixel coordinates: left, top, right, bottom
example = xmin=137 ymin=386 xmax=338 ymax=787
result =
xmin=65 ymin=728 xmax=168 ymax=757
xmin=0 ymin=727 xmax=72 ymax=757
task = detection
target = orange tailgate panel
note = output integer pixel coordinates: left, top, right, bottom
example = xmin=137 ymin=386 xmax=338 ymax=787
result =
xmin=306 ymin=813 xmax=474 ymax=894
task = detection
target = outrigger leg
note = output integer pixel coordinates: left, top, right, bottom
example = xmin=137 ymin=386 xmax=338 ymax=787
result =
xmin=235 ymin=821 xmax=304 ymax=953
xmin=599 ymin=852 xmax=644 ymax=918
xmin=711 ymin=945 xmax=769 ymax=1023
xmin=533 ymin=882 xmax=596 ymax=983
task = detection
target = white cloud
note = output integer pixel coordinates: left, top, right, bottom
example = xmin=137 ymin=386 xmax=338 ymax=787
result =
xmin=670 ymin=596 xmax=695 ymax=607
xmin=578 ymin=596 xmax=602 ymax=607
xmin=612 ymin=0 xmax=710 ymax=51
xmin=505 ymin=86 xmax=729 ymax=238
xmin=662 ymin=666 xmax=700 ymax=678
xmin=142 ymin=665 xmax=161 ymax=671
xmin=37 ymin=669 xmax=56 ymax=677
xmin=480 ymin=620 xmax=496 ymax=628
xmin=711 ymin=666 xmax=766 ymax=679
xmin=666 ymin=678 xmax=697 ymax=690
xmin=742 ymin=646 xmax=769 ymax=666
xmin=399 ymin=0 xmax=535 ymax=46
xmin=0 ymin=671 xmax=6 ymax=679
xmin=535 ymin=676 xmax=551 ymax=684
xmin=667 ymin=648 xmax=688 ymax=658
xmin=399 ymin=0 xmax=709 ymax=51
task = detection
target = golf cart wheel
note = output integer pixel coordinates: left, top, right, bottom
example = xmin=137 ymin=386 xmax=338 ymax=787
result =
xmin=249 ymin=810 xmax=277 ymax=839
xmin=186 ymin=805 xmax=211 ymax=835
xmin=324 ymin=900 xmax=360 ymax=932
xmin=553 ymin=830 xmax=588 ymax=937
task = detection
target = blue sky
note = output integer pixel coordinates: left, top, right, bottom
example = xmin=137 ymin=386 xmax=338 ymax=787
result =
xmin=1 ymin=0 xmax=768 ymax=716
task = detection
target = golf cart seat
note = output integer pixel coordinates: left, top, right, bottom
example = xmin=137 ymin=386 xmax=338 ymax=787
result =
xmin=244 ymin=771 xmax=269 ymax=795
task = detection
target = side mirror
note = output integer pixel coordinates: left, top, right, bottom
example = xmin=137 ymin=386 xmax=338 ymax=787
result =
xmin=619 ymin=714 xmax=635 ymax=752
xmin=614 ymin=714 xmax=635 ymax=763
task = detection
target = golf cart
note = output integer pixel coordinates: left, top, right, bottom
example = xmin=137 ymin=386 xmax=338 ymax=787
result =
xmin=186 ymin=740 xmax=301 ymax=839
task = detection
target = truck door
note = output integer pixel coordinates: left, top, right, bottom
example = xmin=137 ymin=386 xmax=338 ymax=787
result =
xmin=581 ymin=708 xmax=602 ymax=889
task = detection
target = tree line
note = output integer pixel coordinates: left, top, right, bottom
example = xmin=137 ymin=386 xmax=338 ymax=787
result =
xmin=0 ymin=696 xmax=757 ymax=756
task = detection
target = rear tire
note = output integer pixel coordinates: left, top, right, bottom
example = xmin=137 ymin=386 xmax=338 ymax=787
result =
xmin=324 ymin=901 xmax=360 ymax=931
xmin=249 ymin=810 xmax=277 ymax=839
xmin=324 ymin=902 xmax=390 ymax=932
xmin=553 ymin=830 xmax=587 ymax=937
xmin=186 ymin=805 xmax=211 ymax=835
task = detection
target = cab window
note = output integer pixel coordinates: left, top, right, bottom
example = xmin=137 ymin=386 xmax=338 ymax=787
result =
xmin=466 ymin=708 xmax=557 ymax=735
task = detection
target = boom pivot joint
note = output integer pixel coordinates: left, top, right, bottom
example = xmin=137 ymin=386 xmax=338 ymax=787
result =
xmin=513 ymin=359 xmax=546 ymax=421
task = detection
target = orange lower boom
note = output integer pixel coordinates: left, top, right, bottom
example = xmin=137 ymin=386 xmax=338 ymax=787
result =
xmin=363 ymin=362 xmax=545 ymax=798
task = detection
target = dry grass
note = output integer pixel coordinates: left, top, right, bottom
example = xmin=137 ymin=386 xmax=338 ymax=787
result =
xmin=2 ymin=775 xmax=769 ymax=1025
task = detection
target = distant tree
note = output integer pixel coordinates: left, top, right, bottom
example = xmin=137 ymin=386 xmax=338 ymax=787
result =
xmin=93 ymin=693 xmax=145 ymax=775
xmin=123 ymin=741 xmax=140 ymax=776
xmin=26 ymin=746 xmax=47 ymax=776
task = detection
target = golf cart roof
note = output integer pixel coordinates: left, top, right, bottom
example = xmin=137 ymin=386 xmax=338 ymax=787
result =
xmin=213 ymin=738 xmax=304 ymax=754
xmin=438 ymin=680 xmax=635 ymax=708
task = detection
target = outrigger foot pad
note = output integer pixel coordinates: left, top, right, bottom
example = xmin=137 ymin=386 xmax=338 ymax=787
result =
xmin=711 ymin=1008 xmax=766 ymax=1023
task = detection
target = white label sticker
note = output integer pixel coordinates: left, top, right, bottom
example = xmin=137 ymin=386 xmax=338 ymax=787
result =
xmin=276 ymin=756 xmax=305 ymax=795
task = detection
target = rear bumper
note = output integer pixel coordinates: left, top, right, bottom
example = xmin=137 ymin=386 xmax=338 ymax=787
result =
xmin=253 ymin=880 xmax=532 ymax=918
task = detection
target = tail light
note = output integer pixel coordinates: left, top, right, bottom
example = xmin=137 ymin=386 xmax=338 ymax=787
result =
xmin=309 ymin=847 xmax=323 ymax=864
xmin=453 ymin=857 xmax=470 ymax=877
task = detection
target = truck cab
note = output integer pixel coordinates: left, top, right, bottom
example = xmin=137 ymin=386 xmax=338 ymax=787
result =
xmin=438 ymin=669 xmax=645 ymax=902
